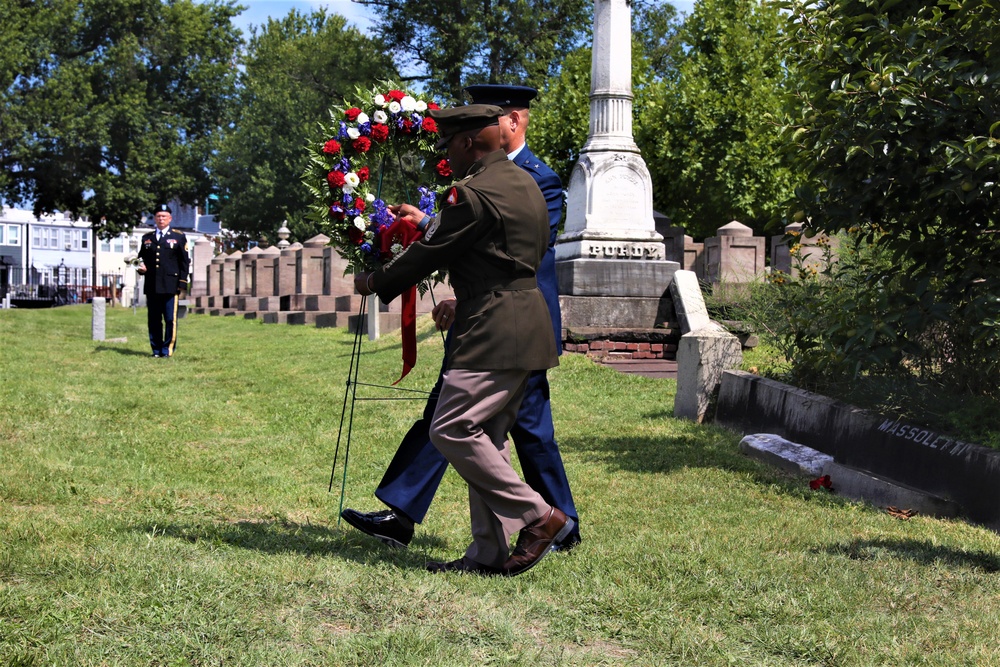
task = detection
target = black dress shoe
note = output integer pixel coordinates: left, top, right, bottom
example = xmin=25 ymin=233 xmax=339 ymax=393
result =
xmin=426 ymin=557 xmax=499 ymax=576
xmin=340 ymin=508 xmax=413 ymax=548
xmin=551 ymin=533 xmax=581 ymax=553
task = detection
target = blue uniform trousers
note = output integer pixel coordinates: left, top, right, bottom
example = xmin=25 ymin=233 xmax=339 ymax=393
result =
xmin=147 ymin=293 xmax=179 ymax=357
xmin=375 ymin=351 xmax=580 ymax=542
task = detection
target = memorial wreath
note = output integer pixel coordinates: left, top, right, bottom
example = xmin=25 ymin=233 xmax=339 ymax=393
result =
xmin=305 ymin=82 xmax=453 ymax=384
xmin=305 ymin=82 xmax=451 ymax=275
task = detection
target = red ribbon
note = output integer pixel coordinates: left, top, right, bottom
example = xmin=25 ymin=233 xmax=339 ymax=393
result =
xmin=378 ymin=216 xmax=424 ymax=384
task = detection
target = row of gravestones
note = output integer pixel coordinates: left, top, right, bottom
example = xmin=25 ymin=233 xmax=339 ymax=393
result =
xmin=189 ymin=221 xmax=832 ymax=333
xmin=659 ymin=220 xmax=837 ymax=285
xmin=189 ymin=234 xmax=453 ymax=332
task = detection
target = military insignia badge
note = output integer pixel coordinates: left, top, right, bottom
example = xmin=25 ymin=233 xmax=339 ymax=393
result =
xmin=445 ymin=187 xmax=459 ymax=207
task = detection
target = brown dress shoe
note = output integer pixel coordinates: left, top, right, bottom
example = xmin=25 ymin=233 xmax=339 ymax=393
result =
xmin=426 ymin=556 xmax=500 ymax=576
xmin=503 ymin=507 xmax=575 ymax=577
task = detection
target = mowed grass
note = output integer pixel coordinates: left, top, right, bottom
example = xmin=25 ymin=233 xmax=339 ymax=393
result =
xmin=2 ymin=305 xmax=1000 ymax=666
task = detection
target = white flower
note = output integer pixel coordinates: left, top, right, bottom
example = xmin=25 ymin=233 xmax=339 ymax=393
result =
xmin=365 ymin=193 xmax=375 ymax=203
xmin=347 ymin=127 xmax=361 ymax=140
xmin=390 ymin=243 xmax=403 ymax=255
xmin=401 ymin=95 xmax=417 ymax=112
xmin=374 ymin=94 xmax=386 ymax=107
xmin=356 ymin=112 xmax=369 ymax=125
xmin=373 ymin=110 xmax=388 ymax=124
xmin=415 ymin=100 xmax=427 ymax=112
xmin=388 ymin=101 xmax=401 ymax=114
xmin=353 ymin=216 xmax=366 ymax=230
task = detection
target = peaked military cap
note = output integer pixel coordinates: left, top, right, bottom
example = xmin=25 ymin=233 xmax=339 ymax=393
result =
xmin=429 ymin=104 xmax=504 ymax=150
xmin=464 ymin=84 xmax=538 ymax=109
xmin=154 ymin=203 xmax=172 ymax=214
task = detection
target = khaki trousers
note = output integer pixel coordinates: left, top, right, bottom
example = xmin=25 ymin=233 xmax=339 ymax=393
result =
xmin=430 ymin=368 xmax=550 ymax=569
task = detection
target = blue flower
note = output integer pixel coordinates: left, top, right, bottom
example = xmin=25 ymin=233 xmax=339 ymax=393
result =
xmin=418 ymin=186 xmax=437 ymax=216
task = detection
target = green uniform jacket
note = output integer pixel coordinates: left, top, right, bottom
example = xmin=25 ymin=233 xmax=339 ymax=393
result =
xmin=372 ymin=149 xmax=558 ymax=372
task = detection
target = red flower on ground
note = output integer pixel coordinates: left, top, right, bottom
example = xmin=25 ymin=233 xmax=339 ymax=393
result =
xmin=352 ymin=136 xmax=372 ymax=153
xmin=327 ymin=171 xmax=346 ymax=188
xmin=357 ymin=166 xmax=370 ymax=182
xmin=809 ymin=475 xmax=834 ymax=491
xmin=436 ymin=159 xmax=452 ymax=178
xmin=421 ymin=117 xmax=438 ymax=133
xmin=322 ymin=139 xmax=341 ymax=154
xmin=370 ymin=124 xmax=390 ymax=142
xmin=344 ymin=107 xmax=363 ymax=121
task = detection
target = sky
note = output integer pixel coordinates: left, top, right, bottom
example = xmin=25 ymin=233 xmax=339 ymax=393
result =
xmin=228 ymin=0 xmax=698 ymax=37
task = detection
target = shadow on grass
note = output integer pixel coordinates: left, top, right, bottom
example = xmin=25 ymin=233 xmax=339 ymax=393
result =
xmin=93 ymin=345 xmax=150 ymax=357
xmin=130 ymin=517 xmax=447 ymax=569
xmin=561 ymin=429 xmax=760 ymax=477
xmin=560 ymin=422 xmax=825 ymax=501
xmin=820 ymin=538 xmax=1000 ymax=572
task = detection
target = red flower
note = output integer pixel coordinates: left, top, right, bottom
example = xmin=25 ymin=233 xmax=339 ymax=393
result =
xmin=357 ymin=166 xmax=370 ymax=182
xmin=344 ymin=107 xmax=363 ymax=121
xmin=352 ymin=136 xmax=372 ymax=153
xmin=427 ymin=102 xmax=440 ymax=111
xmin=809 ymin=475 xmax=833 ymax=491
xmin=386 ymin=89 xmax=405 ymax=102
xmin=327 ymin=170 xmax=346 ymax=188
xmin=355 ymin=197 xmax=366 ymax=212
xmin=436 ymin=159 xmax=452 ymax=178
xmin=348 ymin=227 xmax=363 ymax=244
xmin=401 ymin=119 xmax=415 ymax=134
xmin=421 ymin=117 xmax=438 ymax=133
xmin=370 ymin=124 xmax=390 ymax=142
xmin=322 ymin=139 xmax=341 ymax=154
xmin=329 ymin=204 xmax=345 ymax=220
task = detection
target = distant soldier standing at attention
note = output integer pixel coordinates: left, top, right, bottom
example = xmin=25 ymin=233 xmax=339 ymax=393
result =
xmin=137 ymin=204 xmax=190 ymax=358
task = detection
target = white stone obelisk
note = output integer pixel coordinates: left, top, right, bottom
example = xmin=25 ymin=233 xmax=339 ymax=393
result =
xmin=555 ymin=0 xmax=677 ymax=329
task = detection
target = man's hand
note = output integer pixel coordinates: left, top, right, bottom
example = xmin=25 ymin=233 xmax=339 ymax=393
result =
xmin=432 ymin=298 xmax=456 ymax=331
xmin=354 ymin=272 xmax=374 ymax=295
xmin=136 ymin=261 xmax=147 ymax=275
xmin=388 ymin=203 xmax=426 ymax=227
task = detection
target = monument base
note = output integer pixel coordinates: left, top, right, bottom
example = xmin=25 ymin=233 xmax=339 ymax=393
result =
xmin=555 ymin=258 xmax=679 ymax=297
xmin=559 ymin=295 xmax=673 ymax=330
xmin=556 ymin=258 xmax=680 ymax=330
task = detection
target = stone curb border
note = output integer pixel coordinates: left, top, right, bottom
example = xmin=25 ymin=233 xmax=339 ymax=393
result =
xmin=716 ymin=370 xmax=1000 ymax=531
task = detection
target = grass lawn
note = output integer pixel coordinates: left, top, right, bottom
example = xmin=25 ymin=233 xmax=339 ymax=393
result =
xmin=2 ymin=305 xmax=1000 ymax=666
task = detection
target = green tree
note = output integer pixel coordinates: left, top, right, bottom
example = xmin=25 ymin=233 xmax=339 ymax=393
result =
xmin=0 ymin=0 xmax=241 ymax=238
xmin=211 ymin=10 xmax=397 ymax=243
xmin=636 ymin=0 xmax=791 ymax=239
xmin=779 ymin=0 xmax=999 ymax=395
xmin=354 ymin=0 xmax=591 ymax=100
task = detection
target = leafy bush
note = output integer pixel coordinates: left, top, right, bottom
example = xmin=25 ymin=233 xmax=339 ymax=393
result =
xmin=778 ymin=0 xmax=1000 ymax=397
xmin=721 ymin=230 xmax=1000 ymax=447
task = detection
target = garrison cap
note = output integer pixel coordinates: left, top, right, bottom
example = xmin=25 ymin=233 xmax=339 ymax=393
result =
xmin=154 ymin=203 xmax=172 ymax=214
xmin=429 ymin=104 xmax=504 ymax=150
xmin=464 ymin=84 xmax=538 ymax=109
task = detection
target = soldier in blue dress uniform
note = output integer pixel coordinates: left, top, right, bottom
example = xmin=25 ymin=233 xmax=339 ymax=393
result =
xmin=341 ymin=85 xmax=581 ymax=553
xmin=137 ymin=204 xmax=190 ymax=358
